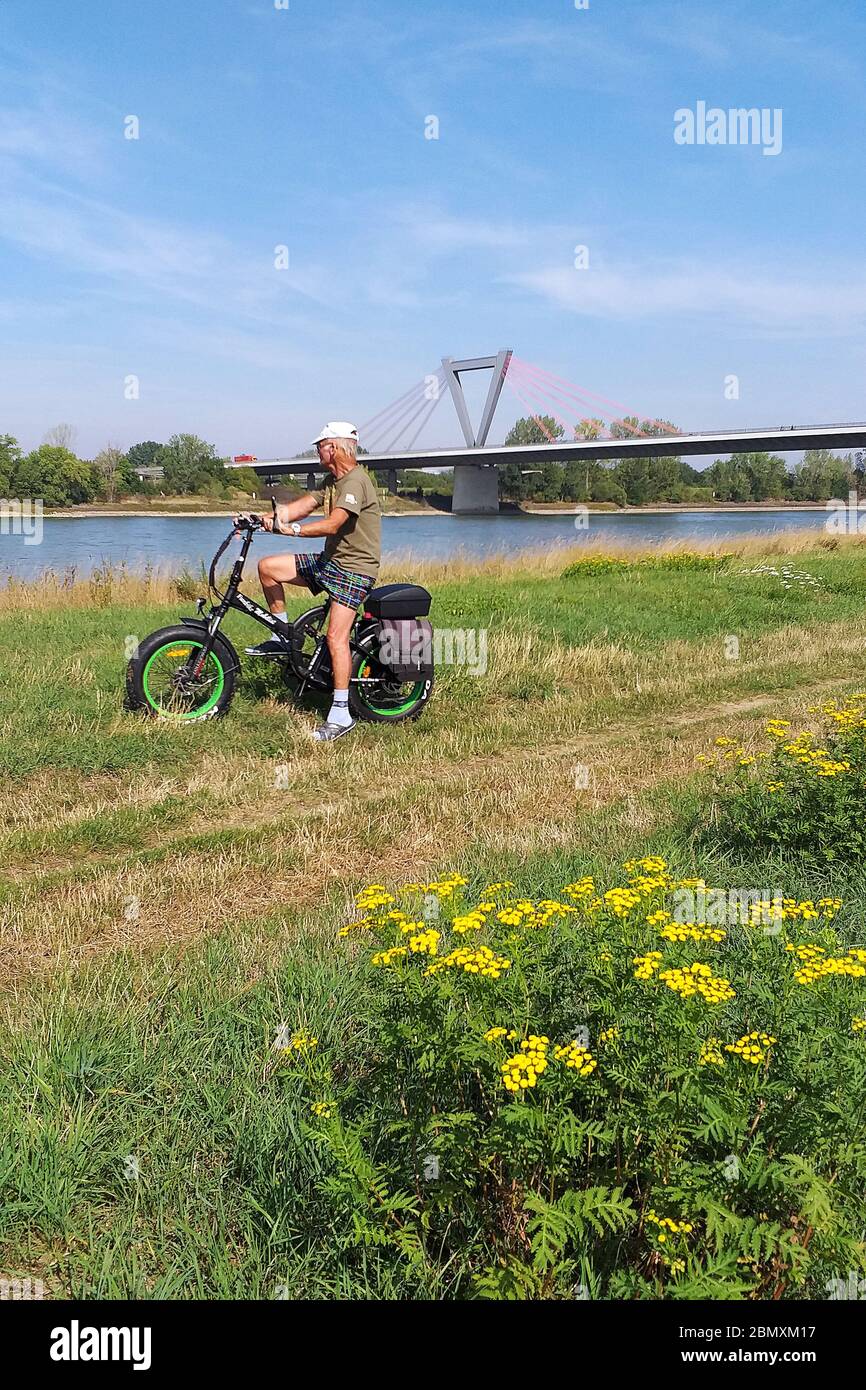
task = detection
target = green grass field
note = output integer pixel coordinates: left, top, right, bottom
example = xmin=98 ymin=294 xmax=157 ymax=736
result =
xmin=2 ymin=532 xmax=866 ymax=1298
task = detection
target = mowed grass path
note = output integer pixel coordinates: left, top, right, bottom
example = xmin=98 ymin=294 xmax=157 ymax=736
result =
xmin=3 ymin=535 xmax=866 ymax=995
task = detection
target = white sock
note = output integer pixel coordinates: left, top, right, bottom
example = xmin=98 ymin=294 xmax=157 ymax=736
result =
xmin=273 ymin=611 xmax=289 ymax=625
xmin=328 ymin=689 xmax=352 ymax=726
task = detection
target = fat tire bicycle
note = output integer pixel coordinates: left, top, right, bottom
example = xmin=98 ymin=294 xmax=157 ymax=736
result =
xmin=124 ymin=514 xmax=435 ymax=723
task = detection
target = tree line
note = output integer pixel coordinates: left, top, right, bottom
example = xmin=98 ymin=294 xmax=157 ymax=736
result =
xmin=0 ymin=429 xmax=262 ymax=508
xmin=497 ymin=416 xmax=860 ymax=506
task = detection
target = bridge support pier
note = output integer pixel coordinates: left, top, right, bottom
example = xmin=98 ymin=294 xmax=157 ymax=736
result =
xmin=452 ymin=465 xmax=499 ymax=515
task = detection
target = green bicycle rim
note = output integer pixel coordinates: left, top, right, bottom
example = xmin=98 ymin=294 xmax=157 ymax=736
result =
xmin=142 ymin=641 xmax=225 ymax=719
xmin=357 ymin=659 xmax=424 ymax=717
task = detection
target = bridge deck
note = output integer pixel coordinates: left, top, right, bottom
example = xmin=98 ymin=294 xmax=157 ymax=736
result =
xmin=227 ymin=423 xmax=866 ymax=477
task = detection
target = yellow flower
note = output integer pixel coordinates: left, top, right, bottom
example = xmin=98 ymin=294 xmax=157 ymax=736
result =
xmin=658 ymin=962 xmax=735 ymax=1004
xmin=633 ymin=950 xmax=663 ymax=980
xmin=408 ymin=928 xmax=440 ymax=956
xmin=371 ymin=945 xmax=408 ymax=967
xmin=281 ymin=1030 xmax=318 ymax=1054
xmin=501 ymin=1036 xmax=551 ymax=1092
xmin=647 ymin=1209 xmax=694 ymax=1237
xmin=724 ymin=1031 xmax=777 ymax=1065
xmin=310 ymin=1100 xmax=334 ymax=1118
xmin=425 ymin=945 xmax=512 ymax=980
xmin=791 ymin=946 xmax=866 ymax=986
xmin=698 ymin=1037 xmax=725 ymax=1067
xmin=553 ymin=1040 xmax=598 ymax=1076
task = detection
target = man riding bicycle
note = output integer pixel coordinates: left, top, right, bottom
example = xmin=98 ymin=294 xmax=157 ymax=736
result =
xmin=242 ymin=421 xmax=381 ymax=743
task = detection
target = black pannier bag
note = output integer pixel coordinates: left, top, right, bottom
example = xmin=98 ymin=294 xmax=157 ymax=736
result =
xmin=377 ymin=617 xmax=434 ymax=681
xmin=365 ymin=584 xmax=432 ymax=619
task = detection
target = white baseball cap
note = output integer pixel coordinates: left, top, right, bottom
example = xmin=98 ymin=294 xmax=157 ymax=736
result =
xmin=311 ymin=420 xmax=359 ymax=445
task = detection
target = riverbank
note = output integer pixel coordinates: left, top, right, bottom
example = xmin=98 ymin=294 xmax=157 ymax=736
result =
xmin=41 ymin=500 xmax=834 ymax=519
xmin=521 ymin=501 xmax=831 ymax=514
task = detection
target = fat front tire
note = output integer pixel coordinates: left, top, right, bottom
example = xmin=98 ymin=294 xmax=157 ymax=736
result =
xmin=125 ymin=625 xmax=236 ymax=721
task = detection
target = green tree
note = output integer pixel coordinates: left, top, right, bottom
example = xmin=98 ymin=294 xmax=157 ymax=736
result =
xmin=591 ymin=468 xmax=626 ymax=506
xmin=500 ymin=416 xmax=564 ymax=501
xmin=504 ymin=415 xmax=564 ymax=447
xmin=574 ymin=417 xmax=604 ymax=440
xmin=93 ymin=444 xmax=129 ymax=502
xmin=791 ymin=450 xmax=851 ymax=502
xmin=0 ymin=434 xmax=22 ymax=496
xmin=12 ymin=445 xmax=96 ymax=506
xmin=126 ymin=440 xmax=162 ymax=473
xmin=536 ymin=462 xmax=565 ymax=502
xmin=157 ymin=434 xmax=227 ymax=495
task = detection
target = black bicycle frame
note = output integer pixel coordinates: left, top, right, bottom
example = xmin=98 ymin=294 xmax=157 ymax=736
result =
xmin=186 ymin=523 xmax=377 ymax=695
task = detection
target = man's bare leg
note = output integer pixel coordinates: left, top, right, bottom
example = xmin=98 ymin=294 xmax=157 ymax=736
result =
xmin=257 ymin=552 xmax=307 ymax=615
xmin=313 ymin=600 xmax=357 ymax=738
xmin=245 ymin=553 xmax=309 ymax=655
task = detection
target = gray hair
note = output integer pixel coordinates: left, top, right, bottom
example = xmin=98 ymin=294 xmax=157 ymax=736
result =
xmin=334 ymin=436 xmax=357 ymax=458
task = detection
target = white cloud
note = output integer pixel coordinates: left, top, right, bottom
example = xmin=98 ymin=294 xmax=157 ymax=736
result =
xmin=505 ymin=260 xmax=866 ymax=336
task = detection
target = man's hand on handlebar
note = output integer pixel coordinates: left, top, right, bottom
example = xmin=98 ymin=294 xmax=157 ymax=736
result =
xmin=231 ymin=512 xmax=267 ymax=533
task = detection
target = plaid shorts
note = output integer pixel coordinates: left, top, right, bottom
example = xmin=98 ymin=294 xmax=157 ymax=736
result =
xmin=295 ymin=553 xmax=376 ymax=610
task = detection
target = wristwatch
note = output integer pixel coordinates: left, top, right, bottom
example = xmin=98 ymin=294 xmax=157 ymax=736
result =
xmin=289 ymin=521 xmax=302 ymax=536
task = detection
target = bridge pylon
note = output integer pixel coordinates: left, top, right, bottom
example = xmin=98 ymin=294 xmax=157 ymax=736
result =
xmin=443 ymin=350 xmax=512 ymax=514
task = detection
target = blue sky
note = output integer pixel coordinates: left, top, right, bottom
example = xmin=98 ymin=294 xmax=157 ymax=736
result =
xmin=1 ymin=0 xmax=865 ymax=460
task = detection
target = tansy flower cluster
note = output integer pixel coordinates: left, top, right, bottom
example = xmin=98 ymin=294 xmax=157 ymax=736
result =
xmin=452 ymin=904 xmax=495 ymax=934
xmin=604 ymin=886 xmax=643 ymax=917
xmin=371 ymin=944 xmax=408 ymax=967
xmin=563 ymin=875 xmax=596 ymax=902
xmin=310 ymin=1101 xmax=334 ymax=1118
xmin=496 ymin=899 xmax=578 ymax=929
xmin=501 ymin=1036 xmax=550 ymax=1092
xmin=354 ymin=885 xmax=395 ymax=913
xmin=698 ymin=1037 xmax=726 ymax=1066
xmin=852 ymin=1017 xmax=866 ymax=1033
xmin=778 ymin=729 xmax=851 ymax=778
xmin=553 ymin=1041 xmax=598 ymax=1076
xmin=281 ymin=1030 xmax=318 ymax=1053
xmin=788 ymin=943 xmax=866 ymax=985
xmin=425 ymin=945 xmax=512 ymax=979
xmin=658 ymin=962 xmax=736 ymax=1004
xmin=633 ymin=950 xmax=663 ymax=980
xmin=623 ymin=856 xmax=669 ymax=875
xmin=659 ymin=921 xmax=727 ymax=944
xmin=421 ymin=873 xmax=468 ymax=899
xmin=407 ymin=929 xmax=440 ymax=955
xmin=341 ymin=903 xmax=416 ymax=938
xmin=725 ymin=1031 xmax=777 ymax=1065
xmin=646 ymin=1209 xmax=694 ymax=1241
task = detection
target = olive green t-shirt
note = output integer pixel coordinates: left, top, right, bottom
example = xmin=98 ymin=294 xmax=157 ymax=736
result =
xmin=312 ymin=466 xmax=381 ymax=579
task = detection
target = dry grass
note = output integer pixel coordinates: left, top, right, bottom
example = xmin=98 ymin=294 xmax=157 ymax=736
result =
xmin=2 ymin=527 xmax=861 ymax=612
xmin=2 ymin=635 xmax=862 ymax=991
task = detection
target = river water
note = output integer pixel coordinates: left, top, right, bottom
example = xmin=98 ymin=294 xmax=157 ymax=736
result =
xmin=0 ymin=508 xmax=836 ymax=580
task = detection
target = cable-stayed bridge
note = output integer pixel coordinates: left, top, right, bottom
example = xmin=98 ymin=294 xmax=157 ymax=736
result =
xmin=227 ymin=351 xmax=866 ymax=513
